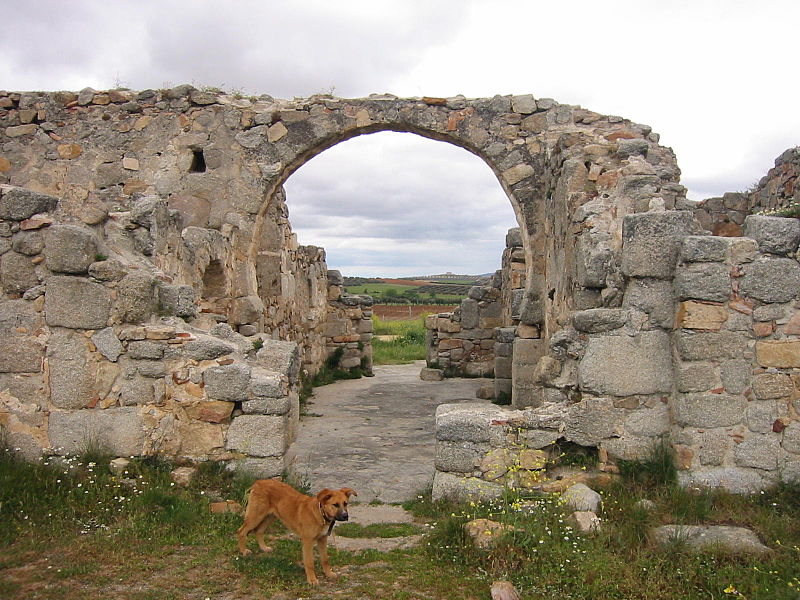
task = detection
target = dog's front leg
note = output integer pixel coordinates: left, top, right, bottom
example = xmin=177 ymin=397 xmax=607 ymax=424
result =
xmin=301 ymin=538 xmax=319 ymax=585
xmin=317 ymin=536 xmax=337 ymax=579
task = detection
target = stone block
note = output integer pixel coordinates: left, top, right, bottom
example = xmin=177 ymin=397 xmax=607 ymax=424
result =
xmin=436 ymin=403 xmax=511 ymax=443
xmin=203 ymin=363 xmax=251 ymax=401
xmin=561 ymin=483 xmax=601 ymax=512
xmin=565 ymin=397 xmax=625 ymax=446
xmin=783 ymin=422 xmax=800 ymax=454
xmin=431 ymin=471 xmax=504 ymax=502
xmin=572 ymin=308 xmax=625 ymax=333
xmin=44 ymin=276 xmax=111 ymax=329
xmin=0 ymin=188 xmax=58 ymax=220
xmin=578 ymin=331 xmax=672 ymax=396
xmin=0 ymin=336 xmax=43 ymax=373
xmin=740 ymin=257 xmax=800 ymax=304
xmin=678 ymin=467 xmax=766 ymax=494
xmin=127 ymin=341 xmax=164 ymax=360
xmin=1 ymin=251 xmax=39 ymax=294
xmin=435 ymin=440 xmax=486 ymax=473
xmin=752 ymin=373 xmax=793 ymax=399
xmin=674 ymin=394 xmax=746 ymax=427
xmin=624 ymin=403 xmax=670 ymax=437
xmin=47 ymin=330 xmax=95 ymax=409
xmin=12 ymin=231 xmax=44 ymax=256
xmin=181 ymin=337 xmax=237 ymax=360
xmin=232 ymin=457 xmax=283 ymax=478
xmin=242 ymin=396 xmax=290 ymax=415
xmin=225 ymin=414 xmax=286 ymax=457
xmin=185 ymin=401 xmax=234 ymax=423
xmin=622 ymin=278 xmax=675 ymax=329
xmin=746 ymin=400 xmax=778 ymax=434
xmin=695 ymin=430 xmax=731 ymax=466
xmin=494 ymin=356 xmax=512 ymax=379
xmin=680 ymin=235 xmax=729 ymax=263
xmin=460 ymin=299 xmax=479 ymax=329
xmin=91 ymin=327 xmax=124 ymax=362
xmin=743 ymin=215 xmax=800 ymax=255
xmin=756 ymin=340 xmax=800 ymax=368
xmin=674 ymin=264 xmax=730 ymax=302
xmin=256 ymin=340 xmax=300 ymax=384
xmin=677 ymin=362 xmax=719 ymax=393
xmin=49 ymin=407 xmax=145 ymax=456
xmin=677 ymin=331 xmax=746 ymax=361
xmin=677 ymin=301 xmax=728 ymax=331
xmin=43 ymin=225 xmax=96 ymax=274
xmin=420 ymin=367 xmax=444 ymax=381
xmin=249 ymin=369 xmax=284 ymax=398
xmin=116 ymin=272 xmax=157 ymax=323
xmin=719 ymin=359 xmax=751 ymax=395
xmin=621 ymin=211 xmax=702 ymax=279
xmin=157 ymin=285 xmax=197 ymax=318
xmin=734 ymin=434 xmax=779 ymax=470
xmin=603 ymin=436 xmax=658 ymax=461
xmin=230 ymin=295 xmax=264 ymax=325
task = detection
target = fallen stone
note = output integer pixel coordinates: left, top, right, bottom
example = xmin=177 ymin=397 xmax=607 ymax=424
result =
xmin=490 ymin=581 xmax=521 ymax=600
xmin=570 ymin=510 xmax=601 ymax=532
xmin=561 ymin=483 xmax=602 ymax=512
xmin=464 ymin=518 xmax=517 ymax=549
xmin=420 ymin=367 xmax=444 ymax=381
xmin=650 ymin=525 xmax=770 ymax=554
xmin=170 ymin=466 xmax=197 ymax=487
xmin=109 ymin=457 xmax=131 ymax=476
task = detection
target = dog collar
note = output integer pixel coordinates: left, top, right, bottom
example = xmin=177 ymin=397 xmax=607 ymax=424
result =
xmin=319 ymin=502 xmax=336 ymax=537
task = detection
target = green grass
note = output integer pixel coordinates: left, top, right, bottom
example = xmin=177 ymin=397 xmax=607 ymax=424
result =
xmin=335 ymin=522 xmax=422 ymax=538
xmin=3 ymin=442 xmax=800 ymax=600
xmin=372 ymin=316 xmax=427 ymax=364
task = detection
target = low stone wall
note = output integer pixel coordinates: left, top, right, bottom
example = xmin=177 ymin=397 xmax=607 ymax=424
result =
xmin=424 ymin=281 xmax=503 ymax=378
xmin=433 ymin=211 xmax=800 ymax=498
xmin=324 ymin=270 xmax=373 ymax=373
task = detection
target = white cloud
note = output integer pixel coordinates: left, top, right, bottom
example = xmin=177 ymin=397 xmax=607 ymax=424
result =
xmin=2 ymin=1 xmax=798 ymax=275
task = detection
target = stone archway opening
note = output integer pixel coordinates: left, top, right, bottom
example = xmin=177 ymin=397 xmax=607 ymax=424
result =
xmin=255 ymin=127 xmax=527 ymax=382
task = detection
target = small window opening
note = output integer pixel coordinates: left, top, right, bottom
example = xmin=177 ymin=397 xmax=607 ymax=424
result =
xmin=189 ymin=149 xmax=206 ymax=173
xmin=202 ymin=259 xmax=227 ymax=299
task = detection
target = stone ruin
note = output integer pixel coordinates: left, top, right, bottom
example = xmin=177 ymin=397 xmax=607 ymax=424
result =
xmin=0 ymin=85 xmax=798 ymax=493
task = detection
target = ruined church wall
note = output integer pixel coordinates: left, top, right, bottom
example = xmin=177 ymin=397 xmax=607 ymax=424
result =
xmin=433 ymin=211 xmax=800 ymax=499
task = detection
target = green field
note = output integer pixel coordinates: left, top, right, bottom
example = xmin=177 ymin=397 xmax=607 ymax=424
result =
xmin=371 ymin=316 xmax=427 ymax=364
xmin=345 ymin=283 xmax=464 ymax=303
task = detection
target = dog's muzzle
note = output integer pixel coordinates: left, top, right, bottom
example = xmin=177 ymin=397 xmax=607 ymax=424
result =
xmin=335 ymin=512 xmax=349 ymax=522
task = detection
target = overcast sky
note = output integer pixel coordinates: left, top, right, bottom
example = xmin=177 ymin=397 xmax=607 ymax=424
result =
xmin=3 ymin=1 xmax=798 ymax=277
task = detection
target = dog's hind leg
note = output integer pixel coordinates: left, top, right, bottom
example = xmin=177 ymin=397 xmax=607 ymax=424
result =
xmin=254 ymin=515 xmax=275 ymax=552
xmin=237 ymin=511 xmax=270 ymax=556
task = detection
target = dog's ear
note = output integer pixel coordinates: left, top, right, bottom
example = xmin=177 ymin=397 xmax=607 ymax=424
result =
xmin=316 ymin=488 xmax=334 ymax=503
xmin=341 ymin=488 xmax=357 ymax=498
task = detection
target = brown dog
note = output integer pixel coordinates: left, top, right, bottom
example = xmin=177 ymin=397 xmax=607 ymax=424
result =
xmin=236 ymin=479 xmax=357 ymax=585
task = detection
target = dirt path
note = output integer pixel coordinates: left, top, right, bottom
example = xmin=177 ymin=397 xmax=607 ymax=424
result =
xmin=286 ymin=361 xmax=490 ymax=503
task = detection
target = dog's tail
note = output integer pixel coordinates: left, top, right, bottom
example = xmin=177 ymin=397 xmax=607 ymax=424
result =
xmin=241 ymin=486 xmax=252 ymax=511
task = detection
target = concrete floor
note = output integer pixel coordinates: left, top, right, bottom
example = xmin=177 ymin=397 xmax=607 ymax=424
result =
xmin=285 ymin=361 xmax=490 ymax=503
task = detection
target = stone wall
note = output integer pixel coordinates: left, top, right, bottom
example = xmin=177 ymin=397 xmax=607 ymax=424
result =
xmin=424 ymin=278 xmax=503 ymax=378
xmin=692 ymin=147 xmax=800 ymax=235
xmin=433 ymin=211 xmax=800 ymax=498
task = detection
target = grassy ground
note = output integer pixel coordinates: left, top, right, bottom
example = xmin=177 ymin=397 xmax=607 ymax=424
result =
xmin=2 ymin=443 xmax=799 ymax=600
xmin=371 ymin=316 xmax=427 ymax=365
